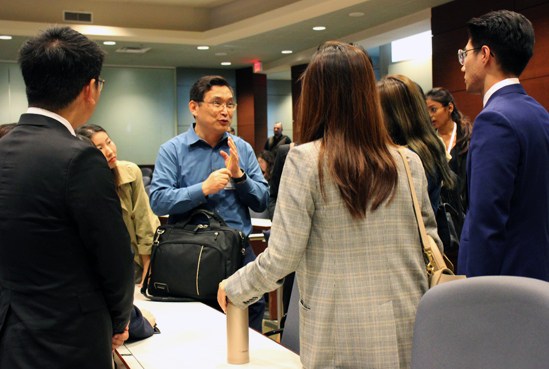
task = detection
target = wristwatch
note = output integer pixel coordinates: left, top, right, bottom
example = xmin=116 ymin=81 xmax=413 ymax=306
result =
xmin=233 ymin=170 xmax=247 ymax=184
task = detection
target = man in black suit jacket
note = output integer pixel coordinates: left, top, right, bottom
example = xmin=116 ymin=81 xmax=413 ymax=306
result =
xmin=0 ymin=27 xmax=134 ymax=368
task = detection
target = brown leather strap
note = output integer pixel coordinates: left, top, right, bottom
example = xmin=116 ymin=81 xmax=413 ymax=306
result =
xmin=397 ymin=148 xmax=447 ymax=272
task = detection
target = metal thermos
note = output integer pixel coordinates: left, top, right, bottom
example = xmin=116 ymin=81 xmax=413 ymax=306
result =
xmin=226 ymin=303 xmax=249 ymax=364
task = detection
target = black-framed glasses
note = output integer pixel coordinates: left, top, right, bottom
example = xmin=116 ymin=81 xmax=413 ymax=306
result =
xmin=457 ymin=48 xmax=481 ymax=65
xmin=196 ymin=100 xmax=237 ymax=111
xmin=97 ymin=78 xmax=105 ymax=91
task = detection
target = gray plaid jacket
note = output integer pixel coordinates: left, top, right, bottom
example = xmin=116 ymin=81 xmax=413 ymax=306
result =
xmin=225 ymin=142 xmax=441 ymax=369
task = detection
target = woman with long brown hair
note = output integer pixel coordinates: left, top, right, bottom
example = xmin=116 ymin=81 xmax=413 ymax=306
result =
xmin=218 ymin=42 xmax=440 ymax=368
xmin=377 ymin=75 xmax=454 ymax=216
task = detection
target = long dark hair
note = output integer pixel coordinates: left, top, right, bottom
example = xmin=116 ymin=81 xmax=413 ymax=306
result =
xmin=425 ymin=87 xmax=472 ymax=155
xmin=258 ymin=150 xmax=275 ymax=181
xmin=377 ymin=75 xmax=454 ymax=188
xmin=297 ymin=41 xmax=398 ymax=218
xmin=75 ymin=124 xmax=121 ymax=192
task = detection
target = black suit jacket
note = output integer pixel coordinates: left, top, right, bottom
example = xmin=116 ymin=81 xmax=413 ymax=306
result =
xmin=0 ymin=114 xmax=134 ymax=368
xmin=268 ymin=144 xmax=291 ymax=219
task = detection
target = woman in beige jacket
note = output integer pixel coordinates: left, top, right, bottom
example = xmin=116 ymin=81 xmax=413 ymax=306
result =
xmin=218 ymin=42 xmax=441 ymax=368
xmin=77 ymin=124 xmax=160 ymax=286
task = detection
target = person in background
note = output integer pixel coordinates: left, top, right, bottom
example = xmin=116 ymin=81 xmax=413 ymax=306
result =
xmin=76 ymin=124 xmax=160 ymax=287
xmin=378 ymin=74 xmax=454 ymax=216
xmin=264 ymin=122 xmax=291 ymax=157
xmin=257 ymin=150 xmax=274 ymax=184
xmin=425 ymin=87 xmax=472 ymax=212
xmin=0 ymin=123 xmax=16 ymax=139
xmin=218 ymin=41 xmax=441 ymax=369
xmin=0 ymin=26 xmax=134 ymax=368
xmin=150 ymin=75 xmax=269 ymax=331
xmin=227 ymin=126 xmax=236 ymax=135
xmin=457 ymin=10 xmax=549 ymax=280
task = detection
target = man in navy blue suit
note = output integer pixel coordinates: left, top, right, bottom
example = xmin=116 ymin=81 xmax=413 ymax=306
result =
xmin=458 ymin=10 xmax=549 ymax=280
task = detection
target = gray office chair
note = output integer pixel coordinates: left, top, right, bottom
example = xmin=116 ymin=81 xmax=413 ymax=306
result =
xmin=411 ymin=276 xmax=549 ymax=369
xmin=142 ymin=176 xmax=151 ymax=186
xmin=145 ymin=185 xmax=151 ymax=198
xmin=280 ymin=277 xmax=300 ymax=354
xmin=140 ymin=167 xmax=153 ymax=178
xmin=249 ymin=207 xmax=270 ymax=219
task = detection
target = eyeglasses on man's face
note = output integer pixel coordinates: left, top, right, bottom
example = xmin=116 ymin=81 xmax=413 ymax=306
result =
xmin=198 ymin=100 xmax=237 ymax=111
xmin=97 ymin=78 xmax=105 ymax=91
xmin=457 ymin=48 xmax=481 ymax=65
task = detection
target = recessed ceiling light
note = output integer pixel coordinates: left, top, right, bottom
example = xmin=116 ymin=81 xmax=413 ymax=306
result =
xmin=197 ymin=46 xmax=209 ymax=50
xmin=103 ymin=41 xmax=116 ymax=45
xmin=215 ymin=52 xmax=227 ymax=56
xmin=281 ymin=50 xmax=293 ymax=54
xmin=0 ymin=35 xmax=12 ymax=40
xmin=349 ymin=12 xmax=365 ymax=17
xmin=221 ymin=62 xmax=231 ymax=66
xmin=313 ymin=26 xmax=326 ymax=31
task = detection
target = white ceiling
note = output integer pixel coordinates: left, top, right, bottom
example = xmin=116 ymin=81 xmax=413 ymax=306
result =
xmin=0 ymin=0 xmax=454 ymax=75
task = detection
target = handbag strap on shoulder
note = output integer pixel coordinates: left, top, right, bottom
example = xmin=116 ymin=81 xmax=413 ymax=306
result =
xmin=397 ymin=148 xmax=447 ymax=273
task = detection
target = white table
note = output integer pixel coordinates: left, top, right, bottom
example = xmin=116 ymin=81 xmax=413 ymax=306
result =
xmin=115 ymin=288 xmax=302 ymax=369
xmin=251 ymin=218 xmax=272 ymax=228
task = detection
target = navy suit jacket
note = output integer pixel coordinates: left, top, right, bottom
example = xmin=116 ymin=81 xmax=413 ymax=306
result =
xmin=458 ymin=84 xmax=549 ymax=280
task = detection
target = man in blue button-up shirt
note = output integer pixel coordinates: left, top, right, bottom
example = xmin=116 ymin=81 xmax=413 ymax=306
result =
xmin=150 ymin=75 xmax=269 ymax=330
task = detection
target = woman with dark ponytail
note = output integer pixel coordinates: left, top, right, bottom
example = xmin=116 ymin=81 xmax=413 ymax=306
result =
xmin=425 ymin=87 xmax=472 ymax=211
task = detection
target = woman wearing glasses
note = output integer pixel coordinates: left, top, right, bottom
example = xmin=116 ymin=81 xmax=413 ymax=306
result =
xmin=218 ymin=42 xmax=441 ymax=369
xmin=76 ymin=124 xmax=160 ymax=287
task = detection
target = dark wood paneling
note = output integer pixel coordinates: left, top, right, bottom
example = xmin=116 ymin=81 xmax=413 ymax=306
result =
xmin=451 ymin=90 xmax=483 ymax=122
xmin=235 ymin=67 xmax=267 ymax=153
xmin=522 ymin=75 xmax=549 ymax=111
xmin=291 ymin=64 xmax=308 ymax=143
xmin=431 ymin=0 xmax=514 ymax=35
xmin=432 ymin=27 xmax=470 ymax=92
xmin=236 ymin=67 xmax=255 ymax=147
xmin=516 ymin=0 xmax=549 ymax=11
xmin=253 ymin=73 xmax=268 ymax=154
xmin=519 ymin=3 xmax=549 ymax=80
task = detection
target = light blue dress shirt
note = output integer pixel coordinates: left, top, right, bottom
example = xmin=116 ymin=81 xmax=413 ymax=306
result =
xmin=150 ymin=124 xmax=269 ymax=236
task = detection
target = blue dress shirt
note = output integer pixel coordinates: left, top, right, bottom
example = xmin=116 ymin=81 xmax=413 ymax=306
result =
xmin=150 ymin=124 xmax=269 ymax=236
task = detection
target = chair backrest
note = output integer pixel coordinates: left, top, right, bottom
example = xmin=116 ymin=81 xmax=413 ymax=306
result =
xmin=280 ymin=277 xmax=300 ymax=354
xmin=145 ymin=184 xmax=151 ymax=198
xmin=411 ymin=276 xmax=549 ymax=369
xmin=141 ymin=167 xmax=153 ymax=178
xmin=142 ymin=176 xmax=151 ymax=186
xmin=249 ymin=207 xmax=270 ymax=219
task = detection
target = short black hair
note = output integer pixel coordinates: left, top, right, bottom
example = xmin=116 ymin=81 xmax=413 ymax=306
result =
xmin=189 ymin=75 xmax=233 ymax=102
xmin=467 ymin=10 xmax=534 ymax=77
xmin=18 ymin=26 xmax=106 ymax=112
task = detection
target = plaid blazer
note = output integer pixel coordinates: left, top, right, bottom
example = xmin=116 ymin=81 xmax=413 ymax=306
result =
xmin=225 ymin=142 xmax=440 ymax=369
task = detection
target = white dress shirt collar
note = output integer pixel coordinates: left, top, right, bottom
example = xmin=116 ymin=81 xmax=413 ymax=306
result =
xmin=483 ymin=78 xmax=520 ymax=107
xmin=26 ymin=107 xmax=76 ymax=136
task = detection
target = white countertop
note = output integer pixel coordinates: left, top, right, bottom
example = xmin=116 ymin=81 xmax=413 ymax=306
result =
xmin=116 ymin=287 xmax=301 ymax=368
